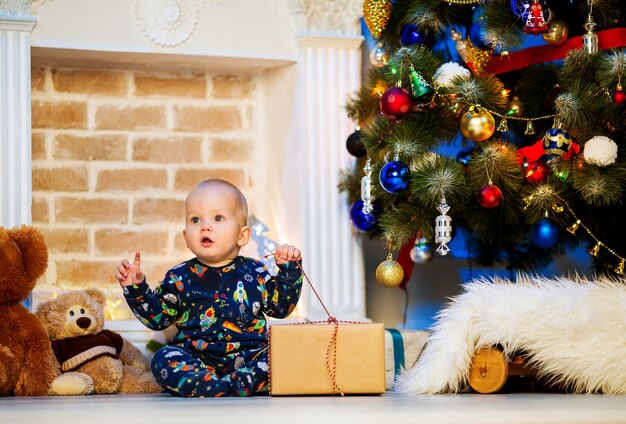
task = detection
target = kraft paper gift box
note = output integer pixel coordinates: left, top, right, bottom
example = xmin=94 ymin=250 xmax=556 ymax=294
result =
xmin=268 ymin=322 xmax=386 ymax=395
xmin=384 ymin=329 xmax=429 ymax=390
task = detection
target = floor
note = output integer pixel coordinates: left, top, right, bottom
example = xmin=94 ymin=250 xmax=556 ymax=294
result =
xmin=2 ymin=392 xmax=626 ymax=424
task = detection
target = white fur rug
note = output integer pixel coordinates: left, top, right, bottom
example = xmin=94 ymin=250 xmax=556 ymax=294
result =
xmin=395 ymin=275 xmax=626 ymax=394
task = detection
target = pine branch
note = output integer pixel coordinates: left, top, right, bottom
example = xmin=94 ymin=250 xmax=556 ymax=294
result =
xmin=572 ymin=163 xmax=626 ymax=206
xmin=338 ymin=165 xmax=365 ymax=206
xmin=386 ymin=45 xmax=441 ymax=85
xmin=378 ymin=201 xmax=433 ymax=250
xmin=409 ymin=154 xmax=471 ymax=209
xmin=555 ymin=88 xmax=608 ymax=141
xmin=597 ymin=49 xmax=626 ymax=89
xmin=482 ymin=0 xmax=524 ymax=52
xmin=516 ymin=64 xmax=560 ymax=117
xmin=345 ymin=68 xmax=386 ymax=124
xmin=580 ymin=0 xmax=626 ymax=29
xmin=450 ymin=74 xmax=508 ymax=111
xmin=465 ymin=140 xmax=526 ymax=230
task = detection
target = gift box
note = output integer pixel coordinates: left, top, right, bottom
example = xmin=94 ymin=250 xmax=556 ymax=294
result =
xmin=268 ymin=322 xmax=386 ymax=395
xmin=385 ymin=329 xmax=429 ymax=390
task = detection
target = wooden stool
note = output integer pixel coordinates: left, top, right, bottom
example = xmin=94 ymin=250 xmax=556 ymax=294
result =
xmin=468 ymin=347 xmax=536 ymax=393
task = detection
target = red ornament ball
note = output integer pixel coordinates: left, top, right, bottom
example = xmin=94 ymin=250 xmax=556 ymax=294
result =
xmin=477 ymin=184 xmax=502 ymax=208
xmin=380 ymin=87 xmax=413 ymax=120
xmin=524 ymin=160 xmax=549 ymax=183
xmin=612 ymin=87 xmax=626 ymax=105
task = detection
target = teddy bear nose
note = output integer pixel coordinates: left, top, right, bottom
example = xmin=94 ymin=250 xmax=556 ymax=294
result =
xmin=76 ymin=317 xmax=91 ymax=329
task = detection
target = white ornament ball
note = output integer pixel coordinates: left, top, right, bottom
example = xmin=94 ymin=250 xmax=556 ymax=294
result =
xmin=433 ymin=62 xmax=471 ymax=88
xmin=583 ymin=136 xmax=618 ymax=167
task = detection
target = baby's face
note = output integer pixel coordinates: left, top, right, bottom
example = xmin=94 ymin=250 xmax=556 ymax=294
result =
xmin=183 ymin=185 xmax=248 ymax=267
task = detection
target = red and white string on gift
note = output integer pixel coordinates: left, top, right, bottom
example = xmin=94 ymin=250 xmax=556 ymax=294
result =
xmin=265 ymin=253 xmax=367 ymax=396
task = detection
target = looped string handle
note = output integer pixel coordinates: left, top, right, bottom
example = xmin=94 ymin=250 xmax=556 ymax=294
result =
xmin=267 ymin=253 xmax=348 ymax=395
xmin=298 ymin=263 xmax=344 ymax=396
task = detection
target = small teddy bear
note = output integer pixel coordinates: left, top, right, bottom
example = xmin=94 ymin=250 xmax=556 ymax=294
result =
xmin=0 ymin=225 xmax=58 ymax=396
xmin=37 ymin=289 xmax=162 ymax=395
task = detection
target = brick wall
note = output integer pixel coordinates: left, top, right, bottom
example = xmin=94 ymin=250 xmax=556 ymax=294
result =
xmin=31 ymin=66 xmax=261 ymax=315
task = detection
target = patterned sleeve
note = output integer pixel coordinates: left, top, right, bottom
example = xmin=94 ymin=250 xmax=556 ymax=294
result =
xmin=121 ymin=271 xmax=181 ymax=331
xmin=261 ymin=260 xmax=304 ymax=318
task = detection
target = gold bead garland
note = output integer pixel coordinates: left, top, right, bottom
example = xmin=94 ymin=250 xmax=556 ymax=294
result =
xmin=442 ymin=0 xmax=482 ymax=4
xmin=481 ymin=106 xmax=555 ymax=136
xmin=524 ymin=193 xmax=626 ymax=275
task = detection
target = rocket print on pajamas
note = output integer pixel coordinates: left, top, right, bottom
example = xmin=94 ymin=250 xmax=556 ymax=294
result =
xmin=234 ymin=280 xmax=249 ymax=314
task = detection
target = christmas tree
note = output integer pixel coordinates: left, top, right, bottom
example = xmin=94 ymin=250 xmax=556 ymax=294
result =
xmin=340 ymin=0 xmax=626 ymax=287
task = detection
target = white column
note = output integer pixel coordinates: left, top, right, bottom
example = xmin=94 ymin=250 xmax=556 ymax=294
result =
xmin=289 ymin=1 xmax=366 ymax=320
xmin=0 ymin=2 xmax=36 ymax=228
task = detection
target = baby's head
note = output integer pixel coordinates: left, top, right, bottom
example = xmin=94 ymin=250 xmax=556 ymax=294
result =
xmin=183 ymin=179 xmax=250 ymax=267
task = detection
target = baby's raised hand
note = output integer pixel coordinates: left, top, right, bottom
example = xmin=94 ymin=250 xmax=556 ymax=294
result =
xmin=273 ymin=244 xmax=302 ymax=265
xmin=115 ymin=251 xmax=145 ymax=287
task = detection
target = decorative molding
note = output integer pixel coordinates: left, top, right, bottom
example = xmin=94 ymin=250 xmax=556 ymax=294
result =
xmin=297 ymin=0 xmax=362 ymax=36
xmin=0 ymin=0 xmax=30 ymax=16
xmin=0 ymin=16 xmax=36 ymax=30
xmin=271 ymin=0 xmax=297 ymax=34
xmin=281 ymin=0 xmax=363 ymax=36
xmin=29 ymin=0 xmax=51 ymax=14
xmin=133 ymin=0 xmax=200 ymax=48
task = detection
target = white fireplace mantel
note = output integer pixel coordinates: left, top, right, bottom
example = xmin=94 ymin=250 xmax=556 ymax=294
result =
xmin=1 ymin=0 xmax=366 ymax=322
xmin=29 ymin=0 xmax=300 ymax=71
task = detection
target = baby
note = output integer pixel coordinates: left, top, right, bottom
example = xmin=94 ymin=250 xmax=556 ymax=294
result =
xmin=115 ymin=179 xmax=303 ymax=397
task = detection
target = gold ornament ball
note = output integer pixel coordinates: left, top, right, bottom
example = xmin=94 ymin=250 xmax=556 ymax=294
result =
xmin=375 ymin=259 xmax=404 ymax=288
xmin=542 ymin=19 xmax=569 ymax=46
xmin=460 ymin=107 xmax=496 ymax=142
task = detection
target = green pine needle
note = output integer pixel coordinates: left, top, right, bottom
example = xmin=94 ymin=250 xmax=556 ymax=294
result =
xmin=573 ymin=164 xmax=626 ymax=207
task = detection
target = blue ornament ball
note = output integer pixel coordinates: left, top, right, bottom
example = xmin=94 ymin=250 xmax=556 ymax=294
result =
xmin=400 ymin=24 xmax=434 ymax=47
xmin=349 ymin=200 xmax=377 ymax=232
xmin=543 ymin=127 xmax=572 ymax=161
xmin=531 ymin=218 xmax=560 ymax=248
xmin=379 ymin=160 xmax=410 ymax=193
xmin=468 ymin=23 xmax=491 ymax=50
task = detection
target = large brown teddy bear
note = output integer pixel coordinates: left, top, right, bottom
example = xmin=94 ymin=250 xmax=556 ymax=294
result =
xmin=0 ymin=225 xmax=58 ymax=396
xmin=37 ymin=289 xmax=162 ymax=395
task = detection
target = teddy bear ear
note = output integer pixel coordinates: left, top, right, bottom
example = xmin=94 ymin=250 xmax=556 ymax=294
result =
xmin=9 ymin=225 xmax=48 ymax=282
xmin=85 ymin=289 xmax=107 ymax=307
xmin=35 ymin=300 xmax=52 ymax=323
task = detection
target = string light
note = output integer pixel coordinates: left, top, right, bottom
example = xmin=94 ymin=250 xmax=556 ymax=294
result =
xmin=105 ymin=297 xmax=123 ymax=320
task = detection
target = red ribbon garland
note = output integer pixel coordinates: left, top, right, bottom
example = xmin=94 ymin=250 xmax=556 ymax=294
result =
xmin=485 ymin=28 xmax=626 ymax=75
xmin=517 ymin=139 xmax=580 ymax=163
xmin=397 ymin=235 xmax=417 ymax=291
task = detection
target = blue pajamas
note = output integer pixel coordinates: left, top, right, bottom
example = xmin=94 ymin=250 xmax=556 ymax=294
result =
xmin=151 ymin=345 xmax=269 ymax=397
xmin=122 ymin=256 xmax=302 ymax=397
